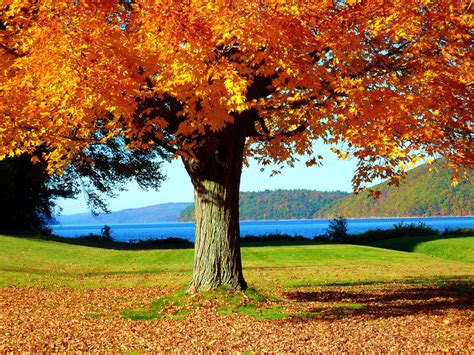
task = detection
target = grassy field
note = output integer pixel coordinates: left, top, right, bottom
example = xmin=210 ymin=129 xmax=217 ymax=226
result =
xmin=1 ymin=234 xmax=472 ymax=289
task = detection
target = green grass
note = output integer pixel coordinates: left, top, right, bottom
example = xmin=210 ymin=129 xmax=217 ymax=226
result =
xmin=0 ymin=235 xmax=194 ymax=288
xmin=122 ymin=289 xmax=191 ymax=320
xmin=370 ymin=235 xmax=474 ymax=263
xmin=1 ymin=234 xmax=473 ymax=290
xmin=122 ymin=287 xmax=288 ymax=321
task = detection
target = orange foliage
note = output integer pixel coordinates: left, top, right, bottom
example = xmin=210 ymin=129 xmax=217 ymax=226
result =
xmin=0 ymin=1 xmax=472 ymax=187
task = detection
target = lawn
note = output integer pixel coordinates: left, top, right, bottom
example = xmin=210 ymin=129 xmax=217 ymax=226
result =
xmin=0 ymin=234 xmax=473 ymax=352
xmin=1 ymin=234 xmax=473 ymax=289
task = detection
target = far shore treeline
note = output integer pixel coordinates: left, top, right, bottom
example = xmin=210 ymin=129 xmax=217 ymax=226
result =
xmin=180 ymin=163 xmax=473 ymax=221
xmin=54 ymin=161 xmax=472 ymax=226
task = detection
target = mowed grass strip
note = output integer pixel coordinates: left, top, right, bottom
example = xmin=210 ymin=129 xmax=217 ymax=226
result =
xmin=0 ymin=235 xmax=473 ymax=289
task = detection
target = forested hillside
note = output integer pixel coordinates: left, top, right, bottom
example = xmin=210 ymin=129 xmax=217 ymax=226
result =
xmin=56 ymin=202 xmax=192 ymax=225
xmin=316 ymin=163 xmax=473 ymax=218
xmin=179 ymin=190 xmax=348 ymax=221
xmin=58 ymin=163 xmax=472 ymax=224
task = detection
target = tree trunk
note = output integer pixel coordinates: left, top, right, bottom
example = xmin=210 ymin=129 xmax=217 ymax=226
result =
xmin=183 ymin=126 xmax=248 ymax=292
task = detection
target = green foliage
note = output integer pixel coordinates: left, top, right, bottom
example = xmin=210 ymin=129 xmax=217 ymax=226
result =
xmin=73 ymin=136 xmax=168 ymax=214
xmin=443 ymin=228 xmax=474 ymax=236
xmin=179 ymin=189 xmax=348 ymax=221
xmin=0 ymin=154 xmax=73 ymax=233
xmin=342 ymin=222 xmax=439 ymax=245
xmin=180 ymin=162 xmax=472 ymax=221
xmin=240 ymin=234 xmax=312 ymax=243
xmin=0 ymin=137 xmax=167 ymax=233
xmin=325 ymin=217 xmax=349 ymax=242
xmin=317 ymin=161 xmax=473 ymax=218
xmin=78 ymin=225 xmax=114 ymax=243
xmin=100 ymin=225 xmax=112 ymax=241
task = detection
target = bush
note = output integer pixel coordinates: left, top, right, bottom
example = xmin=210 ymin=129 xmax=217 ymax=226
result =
xmin=240 ymin=234 xmax=311 ymax=242
xmin=78 ymin=225 xmax=113 ymax=243
xmin=130 ymin=237 xmax=194 ymax=247
xmin=443 ymin=227 xmax=474 ymax=236
xmin=101 ymin=225 xmax=113 ymax=241
xmin=348 ymin=221 xmax=439 ymax=244
xmin=392 ymin=221 xmax=438 ymax=236
xmin=325 ymin=217 xmax=349 ymax=242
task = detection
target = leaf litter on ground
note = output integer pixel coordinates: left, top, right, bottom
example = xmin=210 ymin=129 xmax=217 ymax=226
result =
xmin=0 ymin=281 xmax=473 ymax=352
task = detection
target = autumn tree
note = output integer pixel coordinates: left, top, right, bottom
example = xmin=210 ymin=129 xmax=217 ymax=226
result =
xmin=1 ymin=1 xmax=472 ymax=291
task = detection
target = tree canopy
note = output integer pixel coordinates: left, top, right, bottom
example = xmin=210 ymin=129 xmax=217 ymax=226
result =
xmin=1 ymin=0 xmax=472 ymax=185
xmin=1 ymin=0 xmax=472 ymax=291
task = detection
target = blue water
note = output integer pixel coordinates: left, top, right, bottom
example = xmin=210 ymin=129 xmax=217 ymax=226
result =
xmin=51 ymin=217 xmax=474 ymax=243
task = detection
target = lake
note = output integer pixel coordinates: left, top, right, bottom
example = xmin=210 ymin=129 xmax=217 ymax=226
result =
xmin=51 ymin=216 xmax=474 ymax=242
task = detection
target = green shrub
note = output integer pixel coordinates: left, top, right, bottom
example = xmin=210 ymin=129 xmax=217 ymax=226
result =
xmin=325 ymin=217 xmax=349 ymax=242
xmin=443 ymin=228 xmax=474 ymax=236
xmin=240 ymin=233 xmax=311 ymax=242
xmin=347 ymin=222 xmax=438 ymax=244
xmin=100 ymin=225 xmax=113 ymax=241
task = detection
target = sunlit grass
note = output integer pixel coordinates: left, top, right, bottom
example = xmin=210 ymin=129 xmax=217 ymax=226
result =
xmin=370 ymin=235 xmax=474 ymax=263
xmin=1 ymin=234 xmax=473 ymax=290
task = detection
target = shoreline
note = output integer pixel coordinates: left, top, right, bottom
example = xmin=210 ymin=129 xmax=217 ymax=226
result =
xmin=51 ymin=215 xmax=474 ymax=227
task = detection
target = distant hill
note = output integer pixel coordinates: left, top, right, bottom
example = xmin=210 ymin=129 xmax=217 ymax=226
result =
xmin=316 ymin=162 xmax=473 ymax=218
xmin=55 ymin=202 xmax=193 ymax=225
xmin=56 ymin=163 xmax=472 ymax=225
xmin=179 ymin=190 xmax=349 ymax=221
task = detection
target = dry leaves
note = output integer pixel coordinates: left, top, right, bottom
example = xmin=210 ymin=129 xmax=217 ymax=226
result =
xmin=0 ymin=283 xmax=472 ymax=352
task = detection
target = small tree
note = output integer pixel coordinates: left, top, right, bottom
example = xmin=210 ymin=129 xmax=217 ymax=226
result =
xmin=100 ymin=225 xmax=113 ymax=242
xmin=326 ymin=217 xmax=349 ymax=242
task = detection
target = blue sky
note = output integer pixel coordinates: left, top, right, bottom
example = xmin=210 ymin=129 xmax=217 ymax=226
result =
xmin=57 ymin=142 xmax=360 ymax=215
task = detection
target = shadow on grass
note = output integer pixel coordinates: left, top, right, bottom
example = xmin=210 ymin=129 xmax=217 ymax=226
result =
xmin=4 ymin=231 xmax=472 ymax=254
xmin=283 ymin=280 xmax=473 ymax=320
xmin=120 ymin=279 xmax=473 ymax=322
xmin=6 ymin=233 xmax=325 ymax=250
xmin=0 ymin=265 xmax=191 ymax=277
xmin=368 ymin=234 xmax=471 ymax=253
xmin=11 ymin=234 xmax=195 ymax=250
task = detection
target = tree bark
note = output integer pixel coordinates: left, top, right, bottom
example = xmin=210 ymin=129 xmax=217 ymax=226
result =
xmin=183 ymin=125 xmax=248 ymax=292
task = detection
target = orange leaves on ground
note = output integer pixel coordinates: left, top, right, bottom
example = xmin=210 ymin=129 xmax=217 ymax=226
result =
xmin=0 ymin=283 xmax=472 ymax=352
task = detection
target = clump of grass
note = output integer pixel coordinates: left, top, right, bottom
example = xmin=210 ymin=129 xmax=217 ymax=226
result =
xmin=218 ymin=304 xmax=288 ymax=320
xmin=333 ymin=303 xmax=366 ymax=310
xmin=122 ymin=289 xmax=190 ymax=320
xmin=122 ymin=287 xmax=289 ymax=321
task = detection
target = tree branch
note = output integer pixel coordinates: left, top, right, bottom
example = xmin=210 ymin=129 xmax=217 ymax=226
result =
xmin=0 ymin=43 xmax=23 ymax=58
xmin=154 ymin=140 xmax=178 ymax=154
